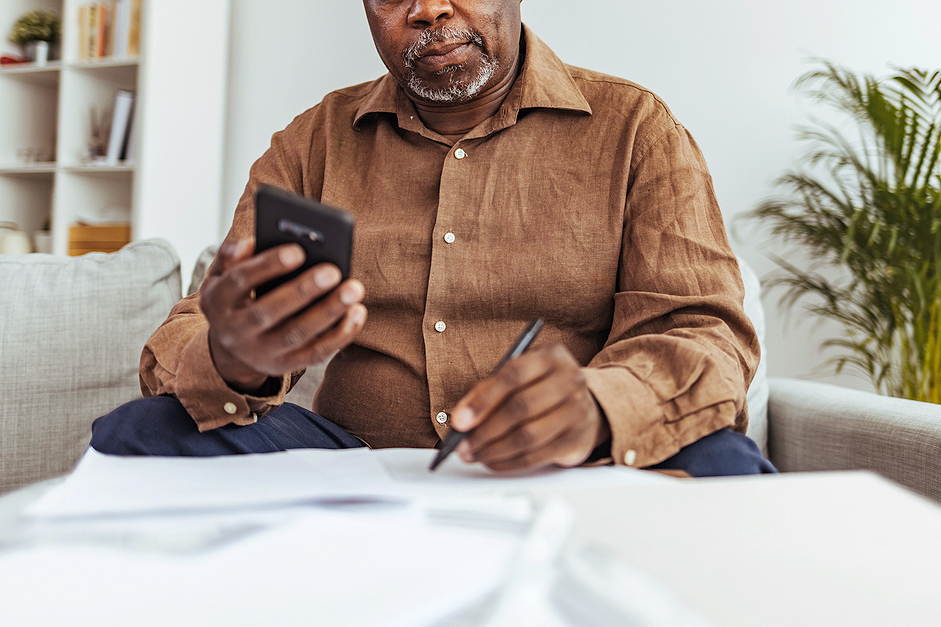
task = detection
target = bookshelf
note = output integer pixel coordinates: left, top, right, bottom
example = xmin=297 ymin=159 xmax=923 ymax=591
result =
xmin=0 ymin=0 xmax=229 ymax=263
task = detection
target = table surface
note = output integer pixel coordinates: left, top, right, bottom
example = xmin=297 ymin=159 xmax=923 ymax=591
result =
xmin=3 ymin=470 xmax=940 ymax=626
xmin=537 ymin=471 xmax=941 ymax=627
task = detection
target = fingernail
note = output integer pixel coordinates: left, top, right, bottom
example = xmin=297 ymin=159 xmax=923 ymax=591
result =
xmin=350 ymin=306 xmax=366 ymax=326
xmin=457 ymin=440 xmax=474 ymax=462
xmin=315 ymin=266 xmax=341 ymax=289
xmin=452 ymin=408 xmax=474 ymax=430
xmin=234 ymin=239 xmax=253 ymax=257
xmin=340 ymin=282 xmax=364 ymax=305
xmin=279 ymin=245 xmax=304 ymax=266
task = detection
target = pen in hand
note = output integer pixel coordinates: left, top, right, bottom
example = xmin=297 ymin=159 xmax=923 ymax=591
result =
xmin=428 ymin=318 xmax=545 ymax=471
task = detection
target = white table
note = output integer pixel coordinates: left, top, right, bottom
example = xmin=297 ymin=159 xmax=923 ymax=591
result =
xmin=538 ymin=471 xmax=941 ymax=627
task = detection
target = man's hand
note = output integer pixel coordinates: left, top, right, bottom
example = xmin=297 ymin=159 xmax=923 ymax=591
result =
xmin=200 ymin=237 xmax=367 ymax=393
xmin=449 ymin=344 xmax=611 ymax=472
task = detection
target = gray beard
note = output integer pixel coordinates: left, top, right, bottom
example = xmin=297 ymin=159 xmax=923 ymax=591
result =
xmin=402 ymin=26 xmax=499 ymax=104
xmin=405 ymin=54 xmax=499 ymax=103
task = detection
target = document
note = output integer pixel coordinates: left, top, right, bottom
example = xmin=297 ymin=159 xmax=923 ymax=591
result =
xmin=0 ymin=507 xmax=520 ymax=627
xmin=3 ymin=449 xmax=703 ymax=627
xmin=27 ymin=447 xmax=667 ymax=520
xmin=27 ymin=447 xmax=395 ymax=519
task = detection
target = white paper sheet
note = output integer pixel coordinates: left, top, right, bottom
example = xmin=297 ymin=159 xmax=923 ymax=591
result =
xmin=27 ymin=447 xmax=668 ymax=520
xmin=373 ymin=448 xmax=668 ymax=495
xmin=0 ymin=508 xmax=519 ymax=627
xmin=27 ymin=447 xmax=395 ymax=519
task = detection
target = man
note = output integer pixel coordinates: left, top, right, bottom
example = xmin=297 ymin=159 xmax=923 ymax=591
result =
xmin=92 ymin=0 xmax=774 ymax=476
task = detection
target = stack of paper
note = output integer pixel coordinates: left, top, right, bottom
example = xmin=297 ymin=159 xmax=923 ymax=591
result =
xmin=0 ymin=448 xmax=704 ymax=627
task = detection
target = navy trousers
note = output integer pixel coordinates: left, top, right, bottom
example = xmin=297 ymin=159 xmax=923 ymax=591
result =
xmin=91 ymin=396 xmax=776 ymax=476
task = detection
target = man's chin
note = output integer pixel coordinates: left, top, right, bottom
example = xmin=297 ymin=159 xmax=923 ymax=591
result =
xmin=404 ymin=59 xmax=498 ymax=104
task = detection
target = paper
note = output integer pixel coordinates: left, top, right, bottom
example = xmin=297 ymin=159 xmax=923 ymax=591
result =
xmin=4 ymin=449 xmax=702 ymax=627
xmin=28 ymin=447 xmax=668 ymax=520
xmin=374 ymin=448 xmax=669 ymax=494
xmin=0 ymin=508 xmax=519 ymax=627
xmin=27 ymin=447 xmax=395 ymax=519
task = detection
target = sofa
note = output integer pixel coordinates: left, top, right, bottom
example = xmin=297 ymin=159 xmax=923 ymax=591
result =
xmin=2 ymin=239 xmax=940 ymax=503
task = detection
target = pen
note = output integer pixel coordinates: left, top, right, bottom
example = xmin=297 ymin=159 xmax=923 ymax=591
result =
xmin=428 ymin=318 xmax=545 ymax=472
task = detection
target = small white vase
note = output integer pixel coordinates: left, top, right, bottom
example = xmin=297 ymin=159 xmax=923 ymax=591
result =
xmin=0 ymin=224 xmax=33 ymax=255
xmin=27 ymin=41 xmax=50 ymax=66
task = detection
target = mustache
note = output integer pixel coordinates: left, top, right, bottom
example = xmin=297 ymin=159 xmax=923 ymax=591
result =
xmin=403 ymin=26 xmax=486 ymax=67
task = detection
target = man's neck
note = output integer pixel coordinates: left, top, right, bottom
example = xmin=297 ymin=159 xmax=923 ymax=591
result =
xmin=410 ymin=55 xmax=520 ymax=140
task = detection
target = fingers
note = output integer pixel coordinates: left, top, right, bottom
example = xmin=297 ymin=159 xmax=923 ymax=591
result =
xmin=458 ymin=358 xmax=578 ymax=444
xmin=450 ymin=344 xmax=604 ymax=472
xmin=261 ymin=285 xmax=366 ymax=363
xmin=199 ymin=236 xmax=368 ymax=389
xmin=451 ymin=344 xmax=575 ymax=432
xmin=207 ymin=243 xmax=308 ymax=311
xmin=279 ymin=303 xmax=368 ymax=371
xmin=206 ymin=237 xmax=254 ymax=279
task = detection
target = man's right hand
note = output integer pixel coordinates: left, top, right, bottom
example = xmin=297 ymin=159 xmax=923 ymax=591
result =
xmin=200 ymin=237 xmax=367 ymax=394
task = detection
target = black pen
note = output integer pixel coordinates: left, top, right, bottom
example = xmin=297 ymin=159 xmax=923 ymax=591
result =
xmin=428 ymin=318 xmax=545 ymax=471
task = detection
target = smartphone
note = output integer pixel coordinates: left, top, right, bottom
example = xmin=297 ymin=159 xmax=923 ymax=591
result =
xmin=254 ymin=184 xmax=354 ymax=298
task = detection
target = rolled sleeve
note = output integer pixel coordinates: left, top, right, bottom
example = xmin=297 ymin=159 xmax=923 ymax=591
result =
xmin=172 ymin=327 xmax=291 ymax=431
xmin=585 ymin=123 xmax=759 ymax=467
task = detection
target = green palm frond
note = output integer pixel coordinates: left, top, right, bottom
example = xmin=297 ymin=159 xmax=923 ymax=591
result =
xmin=745 ymin=61 xmax=941 ymax=402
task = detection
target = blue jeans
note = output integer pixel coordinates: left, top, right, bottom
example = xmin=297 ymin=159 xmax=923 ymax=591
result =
xmin=91 ymin=396 xmax=776 ymax=476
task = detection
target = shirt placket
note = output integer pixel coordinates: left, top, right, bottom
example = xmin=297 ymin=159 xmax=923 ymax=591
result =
xmin=423 ymin=141 xmax=476 ymax=440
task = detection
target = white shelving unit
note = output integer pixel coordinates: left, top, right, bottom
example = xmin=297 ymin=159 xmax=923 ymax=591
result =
xmin=0 ymin=0 xmax=230 ymax=267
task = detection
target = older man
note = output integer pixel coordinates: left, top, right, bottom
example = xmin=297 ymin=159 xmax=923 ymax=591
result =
xmin=92 ymin=0 xmax=774 ymax=476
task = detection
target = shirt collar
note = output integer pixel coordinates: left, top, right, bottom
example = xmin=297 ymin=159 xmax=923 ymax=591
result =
xmin=352 ymin=25 xmax=591 ymax=131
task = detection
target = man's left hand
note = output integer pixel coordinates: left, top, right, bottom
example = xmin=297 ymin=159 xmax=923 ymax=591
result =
xmin=449 ymin=344 xmax=611 ymax=472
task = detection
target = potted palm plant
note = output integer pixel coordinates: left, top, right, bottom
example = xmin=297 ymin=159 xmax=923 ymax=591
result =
xmin=9 ymin=10 xmax=60 ymax=66
xmin=746 ymin=62 xmax=941 ymax=402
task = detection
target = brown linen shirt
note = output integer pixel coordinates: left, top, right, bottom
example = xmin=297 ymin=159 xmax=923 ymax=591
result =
xmin=140 ymin=27 xmax=759 ymax=468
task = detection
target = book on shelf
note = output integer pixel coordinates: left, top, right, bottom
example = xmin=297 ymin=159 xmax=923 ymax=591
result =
xmin=105 ymin=89 xmax=135 ymax=164
xmin=77 ymin=0 xmax=143 ymax=61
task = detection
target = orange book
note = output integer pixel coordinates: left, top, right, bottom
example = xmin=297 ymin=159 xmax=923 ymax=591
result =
xmin=96 ymin=2 xmax=108 ymax=58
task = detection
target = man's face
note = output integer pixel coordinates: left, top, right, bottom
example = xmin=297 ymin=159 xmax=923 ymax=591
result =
xmin=363 ymin=0 xmax=523 ymax=104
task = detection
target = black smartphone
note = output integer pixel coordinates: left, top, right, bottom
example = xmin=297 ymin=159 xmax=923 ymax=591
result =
xmin=254 ymin=184 xmax=354 ymax=298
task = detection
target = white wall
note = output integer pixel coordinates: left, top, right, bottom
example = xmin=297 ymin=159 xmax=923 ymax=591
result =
xmin=221 ymin=0 xmax=941 ymax=389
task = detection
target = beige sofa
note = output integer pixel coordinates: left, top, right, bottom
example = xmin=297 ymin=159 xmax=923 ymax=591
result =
xmin=1 ymin=239 xmax=939 ymax=503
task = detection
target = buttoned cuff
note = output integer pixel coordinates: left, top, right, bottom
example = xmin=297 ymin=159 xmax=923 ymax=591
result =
xmin=582 ymin=366 xmax=736 ymax=468
xmin=175 ymin=327 xmax=291 ymax=431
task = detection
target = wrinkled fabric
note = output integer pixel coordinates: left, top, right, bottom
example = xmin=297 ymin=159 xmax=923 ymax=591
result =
xmin=140 ymin=27 xmax=759 ymax=467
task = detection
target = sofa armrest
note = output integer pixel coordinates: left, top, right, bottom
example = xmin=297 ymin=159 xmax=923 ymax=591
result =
xmin=767 ymin=377 xmax=941 ymax=503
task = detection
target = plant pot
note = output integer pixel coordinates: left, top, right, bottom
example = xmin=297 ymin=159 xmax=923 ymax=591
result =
xmin=25 ymin=41 xmax=50 ymax=66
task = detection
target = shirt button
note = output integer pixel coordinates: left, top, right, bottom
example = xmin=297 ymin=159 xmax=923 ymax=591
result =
xmin=435 ymin=320 xmax=447 ymax=333
xmin=436 ymin=412 xmax=449 ymax=424
xmin=444 ymin=232 xmax=456 ymax=244
xmin=224 ymin=402 xmax=238 ymax=415
xmin=624 ymin=450 xmax=638 ymax=466
xmin=454 ymin=148 xmax=466 ymax=160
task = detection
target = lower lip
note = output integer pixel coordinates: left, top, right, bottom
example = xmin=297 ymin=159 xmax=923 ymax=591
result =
xmin=416 ymin=43 xmax=473 ymax=71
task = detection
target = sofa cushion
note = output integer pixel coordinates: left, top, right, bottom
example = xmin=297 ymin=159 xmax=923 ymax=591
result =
xmin=0 ymin=240 xmax=181 ymax=494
